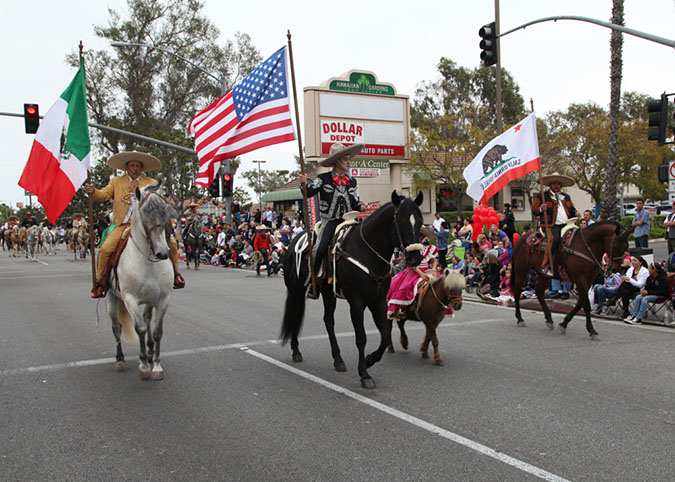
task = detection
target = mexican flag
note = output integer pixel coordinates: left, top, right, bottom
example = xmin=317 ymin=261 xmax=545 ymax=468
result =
xmin=463 ymin=113 xmax=540 ymax=204
xmin=18 ymin=63 xmax=91 ymax=223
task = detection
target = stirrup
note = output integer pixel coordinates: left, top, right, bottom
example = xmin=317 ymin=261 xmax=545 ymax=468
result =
xmin=91 ymin=284 xmax=105 ymax=299
xmin=173 ymin=273 xmax=186 ymax=289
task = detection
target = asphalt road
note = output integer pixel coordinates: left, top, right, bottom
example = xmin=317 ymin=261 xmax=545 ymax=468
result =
xmin=1 ymin=248 xmax=673 ymax=481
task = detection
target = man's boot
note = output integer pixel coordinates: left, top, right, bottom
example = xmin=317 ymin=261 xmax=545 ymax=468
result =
xmin=307 ymin=278 xmax=321 ymax=300
xmin=91 ymin=278 xmax=105 ymax=299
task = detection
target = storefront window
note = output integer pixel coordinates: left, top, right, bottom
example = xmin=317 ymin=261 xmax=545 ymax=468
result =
xmin=511 ymin=188 xmax=525 ymax=211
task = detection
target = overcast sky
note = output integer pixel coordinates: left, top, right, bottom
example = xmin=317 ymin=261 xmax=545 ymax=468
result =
xmin=1 ymin=0 xmax=674 ymax=208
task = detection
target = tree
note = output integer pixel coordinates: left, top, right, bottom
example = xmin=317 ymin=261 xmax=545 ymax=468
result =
xmin=232 ymin=187 xmax=251 ymax=207
xmin=606 ymin=0 xmax=624 ymax=218
xmin=66 ymin=0 xmax=261 ymax=214
xmin=58 ymin=159 xmax=114 ymax=224
xmin=407 ymin=58 xmax=526 ymax=210
xmin=241 ymin=169 xmax=298 ymax=202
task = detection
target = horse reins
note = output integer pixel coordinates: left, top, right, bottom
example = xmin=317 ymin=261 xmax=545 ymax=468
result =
xmin=129 ymin=190 xmax=167 ymax=263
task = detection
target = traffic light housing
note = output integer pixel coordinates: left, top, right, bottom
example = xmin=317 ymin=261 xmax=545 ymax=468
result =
xmin=24 ymin=103 xmax=40 ymax=134
xmin=647 ymin=93 xmax=668 ymax=146
xmin=479 ymin=22 xmax=498 ymax=67
xmin=222 ymin=173 xmax=233 ymax=197
xmin=658 ymin=164 xmax=669 ymax=183
xmin=208 ymin=177 xmax=220 ymax=198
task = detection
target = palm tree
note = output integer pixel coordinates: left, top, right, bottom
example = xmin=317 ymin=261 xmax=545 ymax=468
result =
xmin=606 ymin=0 xmax=624 ymax=218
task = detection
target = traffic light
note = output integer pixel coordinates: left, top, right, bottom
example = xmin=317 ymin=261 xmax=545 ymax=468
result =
xmin=658 ymin=164 xmax=669 ymax=183
xmin=222 ymin=173 xmax=233 ymax=197
xmin=208 ymin=177 xmax=220 ymax=198
xmin=647 ymin=93 xmax=668 ymax=146
xmin=24 ymin=104 xmax=40 ymax=134
xmin=479 ymin=22 xmax=498 ymax=67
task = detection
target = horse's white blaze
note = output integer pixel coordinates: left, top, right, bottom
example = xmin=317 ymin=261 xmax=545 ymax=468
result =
xmin=409 ymin=214 xmax=415 ymax=232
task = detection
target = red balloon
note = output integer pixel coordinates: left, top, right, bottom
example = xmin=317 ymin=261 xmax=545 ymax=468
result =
xmin=513 ymin=233 xmax=520 ymax=243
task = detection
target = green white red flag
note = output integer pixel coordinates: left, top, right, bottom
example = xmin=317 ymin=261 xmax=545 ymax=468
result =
xmin=463 ymin=113 xmax=540 ymax=204
xmin=18 ymin=63 xmax=91 ymax=223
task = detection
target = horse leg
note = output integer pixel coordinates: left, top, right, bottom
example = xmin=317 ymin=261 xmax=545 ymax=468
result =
xmin=321 ymin=289 xmax=346 ymax=371
xmin=347 ymin=299 xmax=375 ymax=388
xmin=144 ymin=305 xmax=155 ymax=363
xmin=107 ymin=293 xmax=126 ymax=372
xmin=535 ymin=276 xmax=555 ymax=329
xmin=124 ymin=297 xmax=152 ymax=380
xmin=398 ymin=319 xmax=409 ymax=350
xmin=387 ymin=319 xmax=395 ymax=353
xmin=364 ymin=297 xmax=392 ymax=373
xmin=425 ymin=319 xmax=444 ymax=366
xmin=151 ymin=300 xmax=169 ymax=380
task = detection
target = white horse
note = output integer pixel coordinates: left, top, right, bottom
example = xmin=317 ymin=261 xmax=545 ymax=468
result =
xmin=41 ymin=226 xmax=56 ymax=255
xmin=26 ymin=225 xmax=40 ymax=261
xmin=105 ymin=181 xmax=175 ymax=380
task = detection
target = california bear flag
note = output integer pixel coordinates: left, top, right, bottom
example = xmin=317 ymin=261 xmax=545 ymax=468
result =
xmin=463 ymin=113 xmax=540 ymax=204
xmin=19 ymin=63 xmax=91 ymax=223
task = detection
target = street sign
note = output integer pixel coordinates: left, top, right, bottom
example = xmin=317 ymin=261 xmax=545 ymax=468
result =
xmin=669 ymin=161 xmax=675 ymax=203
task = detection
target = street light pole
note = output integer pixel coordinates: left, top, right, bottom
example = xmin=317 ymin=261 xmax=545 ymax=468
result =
xmin=252 ymin=160 xmax=266 ymax=211
xmin=111 ymin=40 xmax=234 ymax=224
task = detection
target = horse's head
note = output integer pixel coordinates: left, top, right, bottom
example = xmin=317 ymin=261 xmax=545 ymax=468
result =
xmin=134 ymin=180 xmax=175 ymax=260
xmin=441 ymin=268 xmax=466 ymax=310
xmin=391 ymin=190 xmax=424 ymax=267
xmin=603 ymin=221 xmax=633 ymax=273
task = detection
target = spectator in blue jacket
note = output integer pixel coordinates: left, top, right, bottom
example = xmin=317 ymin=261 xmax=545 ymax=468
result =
xmin=434 ymin=221 xmax=450 ymax=269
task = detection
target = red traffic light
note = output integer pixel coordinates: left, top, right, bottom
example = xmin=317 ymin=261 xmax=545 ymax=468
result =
xmin=26 ymin=106 xmax=37 ymax=115
xmin=223 ymin=174 xmax=232 ymax=182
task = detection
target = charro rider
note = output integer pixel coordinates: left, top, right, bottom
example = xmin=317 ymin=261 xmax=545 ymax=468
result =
xmin=21 ymin=211 xmax=38 ymax=228
xmin=298 ymin=142 xmax=367 ymax=299
xmin=83 ymin=151 xmax=185 ymax=298
xmin=531 ymin=172 xmax=580 ymax=276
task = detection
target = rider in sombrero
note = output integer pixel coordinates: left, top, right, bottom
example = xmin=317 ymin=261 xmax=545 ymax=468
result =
xmin=298 ymin=142 xmax=367 ymax=299
xmin=531 ymin=172 xmax=580 ymax=277
xmin=83 ymin=151 xmax=185 ymax=298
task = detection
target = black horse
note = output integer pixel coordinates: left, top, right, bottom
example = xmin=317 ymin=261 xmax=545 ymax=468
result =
xmin=184 ymin=217 xmax=205 ymax=270
xmin=280 ymin=191 xmax=424 ymax=389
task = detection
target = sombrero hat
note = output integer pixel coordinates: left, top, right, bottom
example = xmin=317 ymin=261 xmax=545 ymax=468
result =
xmin=7 ymin=215 xmax=18 ymax=222
xmin=107 ymin=151 xmax=162 ymax=171
xmin=256 ymin=225 xmax=269 ymax=231
xmin=318 ymin=143 xmax=364 ymax=167
xmin=186 ymin=202 xmax=201 ymax=208
xmin=542 ymin=172 xmax=575 ymax=187
xmin=72 ymin=213 xmax=85 ymax=219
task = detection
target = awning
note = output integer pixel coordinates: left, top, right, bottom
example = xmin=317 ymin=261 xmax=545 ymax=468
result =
xmin=260 ymin=188 xmax=303 ymax=202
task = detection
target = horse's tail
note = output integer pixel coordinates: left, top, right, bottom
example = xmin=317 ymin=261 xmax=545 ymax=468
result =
xmin=279 ymin=240 xmax=306 ymax=345
xmin=117 ymin=299 xmax=139 ymax=343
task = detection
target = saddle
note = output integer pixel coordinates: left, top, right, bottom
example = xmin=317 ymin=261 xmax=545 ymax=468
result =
xmin=391 ymin=278 xmax=431 ymax=320
xmin=99 ymin=227 xmax=132 ymax=295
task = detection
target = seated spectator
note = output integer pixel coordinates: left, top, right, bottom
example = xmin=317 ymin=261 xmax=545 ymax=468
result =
xmin=605 ymin=256 xmax=649 ymax=319
xmin=465 ymin=254 xmax=484 ymax=289
xmin=457 ymin=218 xmax=474 ymax=250
xmin=477 ymin=253 xmax=501 ymax=298
xmin=497 ymin=240 xmax=510 ymax=266
xmin=592 ymin=269 xmax=622 ymax=314
xmin=625 ymin=262 xmax=669 ymax=324
xmin=476 ymin=233 xmax=492 ymax=255
xmin=449 ymin=255 xmax=464 ymax=271
xmin=270 ymin=246 xmax=281 ymax=275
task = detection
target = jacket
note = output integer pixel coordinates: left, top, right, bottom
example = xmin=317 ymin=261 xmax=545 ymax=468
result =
xmin=644 ymin=272 xmax=670 ymax=298
xmin=305 ymin=171 xmax=361 ymax=221
xmin=531 ymin=189 xmax=578 ymax=228
xmin=92 ymin=175 xmax=157 ymax=226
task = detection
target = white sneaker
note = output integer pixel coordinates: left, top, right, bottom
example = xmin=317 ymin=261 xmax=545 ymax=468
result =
xmin=623 ymin=316 xmax=638 ymax=325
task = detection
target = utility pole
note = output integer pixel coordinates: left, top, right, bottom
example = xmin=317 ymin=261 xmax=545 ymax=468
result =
xmin=252 ymin=160 xmax=266 ymax=211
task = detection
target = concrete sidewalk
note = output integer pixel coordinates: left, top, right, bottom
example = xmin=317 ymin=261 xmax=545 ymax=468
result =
xmin=464 ymin=287 xmax=675 ymax=328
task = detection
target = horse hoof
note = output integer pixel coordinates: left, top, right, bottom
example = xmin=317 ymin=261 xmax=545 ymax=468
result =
xmin=115 ymin=361 xmax=126 ymax=372
xmin=516 ymin=321 xmax=527 ymax=327
xmin=433 ymin=358 xmax=444 ymax=366
xmin=361 ymin=378 xmax=376 ymax=389
xmin=387 ymin=346 xmax=395 ymax=353
xmin=420 ymin=352 xmax=429 ymax=359
xmin=559 ymin=324 xmax=567 ymax=335
xmin=590 ymin=334 xmax=601 ymax=341
xmin=138 ymin=370 xmax=151 ymax=381
xmin=151 ymin=370 xmax=164 ymax=381
xmin=545 ymin=321 xmax=554 ymax=330
xmin=292 ymin=353 xmax=303 ymax=363
xmin=334 ymin=360 xmax=347 ymax=372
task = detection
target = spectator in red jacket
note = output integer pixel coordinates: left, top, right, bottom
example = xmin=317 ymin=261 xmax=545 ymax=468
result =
xmin=253 ymin=225 xmax=272 ymax=277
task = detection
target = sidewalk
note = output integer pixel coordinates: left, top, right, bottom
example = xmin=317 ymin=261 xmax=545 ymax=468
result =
xmin=464 ymin=287 xmax=675 ymax=328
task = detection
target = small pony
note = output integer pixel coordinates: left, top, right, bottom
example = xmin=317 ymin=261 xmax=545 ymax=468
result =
xmin=388 ymin=269 xmax=465 ymax=366
xmin=104 ymin=180 xmax=175 ymax=380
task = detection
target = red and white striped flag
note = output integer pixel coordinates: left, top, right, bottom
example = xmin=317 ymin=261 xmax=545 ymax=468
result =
xmin=188 ymin=46 xmax=296 ymax=187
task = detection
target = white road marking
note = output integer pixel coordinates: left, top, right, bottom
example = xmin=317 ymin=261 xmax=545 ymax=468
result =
xmin=0 ymin=273 xmax=85 ymax=280
xmin=243 ymin=346 xmax=570 ymax=482
xmin=36 ymin=259 xmax=49 ymax=266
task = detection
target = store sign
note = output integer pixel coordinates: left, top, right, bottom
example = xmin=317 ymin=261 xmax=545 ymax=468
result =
xmin=350 ymin=159 xmax=389 ymax=169
xmin=321 ymin=121 xmax=364 ymax=144
xmin=329 ymin=72 xmax=395 ymax=96
xmin=351 ymin=168 xmax=380 ymax=177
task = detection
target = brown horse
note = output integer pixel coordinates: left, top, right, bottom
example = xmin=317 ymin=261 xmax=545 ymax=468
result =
xmin=388 ymin=269 xmax=465 ymax=365
xmin=512 ymin=220 xmax=632 ymax=340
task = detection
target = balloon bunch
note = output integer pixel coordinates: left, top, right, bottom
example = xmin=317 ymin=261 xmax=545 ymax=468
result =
xmin=471 ymin=204 xmax=501 ymax=241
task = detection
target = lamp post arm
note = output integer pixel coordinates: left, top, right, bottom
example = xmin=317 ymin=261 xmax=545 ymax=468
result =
xmin=111 ymin=41 xmax=224 ymax=84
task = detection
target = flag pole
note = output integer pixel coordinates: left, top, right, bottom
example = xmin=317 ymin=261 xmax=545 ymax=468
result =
xmin=80 ymin=40 xmax=96 ymax=289
xmin=538 ymin=169 xmax=553 ymax=274
xmin=287 ymin=30 xmax=316 ymax=295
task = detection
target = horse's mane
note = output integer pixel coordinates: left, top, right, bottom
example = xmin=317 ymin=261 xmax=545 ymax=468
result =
xmin=440 ymin=269 xmax=466 ymax=291
xmin=140 ymin=193 xmax=173 ymax=226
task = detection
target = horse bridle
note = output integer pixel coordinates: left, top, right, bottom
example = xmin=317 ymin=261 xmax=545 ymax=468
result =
xmin=577 ymin=228 xmax=622 ymax=276
xmin=129 ymin=190 xmax=167 ymax=263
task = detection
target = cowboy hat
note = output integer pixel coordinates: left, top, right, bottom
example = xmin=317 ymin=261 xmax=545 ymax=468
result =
xmin=542 ymin=172 xmax=575 ymax=187
xmin=318 ymin=143 xmax=364 ymax=167
xmin=6 ymin=216 xmax=18 ymax=222
xmin=107 ymin=151 xmax=162 ymax=171
xmin=186 ymin=202 xmax=201 ymax=208
xmin=72 ymin=213 xmax=85 ymax=219
xmin=256 ymin=225 xmax=269 ymax=231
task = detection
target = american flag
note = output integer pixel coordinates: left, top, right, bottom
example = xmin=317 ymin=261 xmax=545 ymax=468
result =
xmin=188 ymin=46 xmax=296 ymax=187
